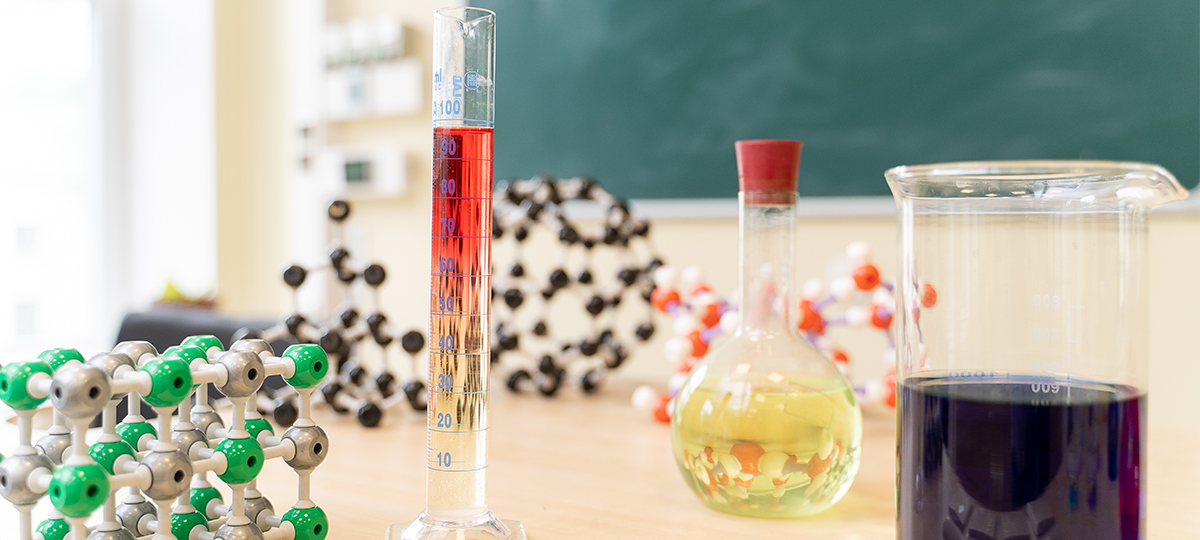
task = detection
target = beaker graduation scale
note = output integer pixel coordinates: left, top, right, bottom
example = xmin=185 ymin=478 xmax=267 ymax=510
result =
xmin=887 ymin=161 xmax=1187 ymax=540
xmin=387 ymin=7 xmax=524 ymax=540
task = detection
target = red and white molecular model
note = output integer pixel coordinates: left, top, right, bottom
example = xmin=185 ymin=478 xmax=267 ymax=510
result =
xmin=633 ymin=241 xmax=937 ymax=423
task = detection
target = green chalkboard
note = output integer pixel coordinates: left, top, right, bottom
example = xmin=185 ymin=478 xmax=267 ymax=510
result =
xmin=473 ymin=0 xmax=1199 ymax=199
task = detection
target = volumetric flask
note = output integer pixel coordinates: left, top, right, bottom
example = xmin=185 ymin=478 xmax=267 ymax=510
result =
xmin=671 ymin=140 xmax=862 ymax=518
xmin=887 ymin=161 xmax=1188 ymax=540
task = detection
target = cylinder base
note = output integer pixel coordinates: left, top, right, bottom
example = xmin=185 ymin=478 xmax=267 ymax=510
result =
xmin=387 ymin=511 xmax=525 ymax=540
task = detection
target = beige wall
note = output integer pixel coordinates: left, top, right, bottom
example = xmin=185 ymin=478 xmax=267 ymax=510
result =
xmin=215 ymin=1 xmax=1200 ymax=430
xmin=214 ymin=0 xmax=291 ymax=316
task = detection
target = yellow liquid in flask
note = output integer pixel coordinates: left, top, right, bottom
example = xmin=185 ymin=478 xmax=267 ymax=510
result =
xmin=671 ymin=375 xmax=862 ymax=517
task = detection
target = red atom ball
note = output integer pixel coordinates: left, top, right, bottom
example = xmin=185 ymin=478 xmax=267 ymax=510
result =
xmin=650 ymin=288 xmax=681 ymax=312
xmin=797 ymin=300 xmax=824 ymax=333
xmin=921 ymin=283 xmax=938 ymax=308
xmin=870 ymin=304 xmax=893 ymax=329
xmin=687 ymin=330 xmax=708 ymax=358
xmin=653 ymin=395 xmax=672 ymax=423
xmin=700 ymin=303 xmax=721 ymax=328
xmin=852 ymin=264 xmax=880 ymax=290
xmin=831 ymin=349 xmax=849 ymax=364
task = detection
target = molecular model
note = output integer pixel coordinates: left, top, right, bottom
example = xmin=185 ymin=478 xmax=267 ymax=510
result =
xmin=0 ymin=336 xmax=330 ymax=540
xmin=633 ymin=242 xmax=938 ymax=422
xmin=253 ymin=200 xmax=430 ymax=429
xmin=490 ymin=176 xmax=663 ymax=397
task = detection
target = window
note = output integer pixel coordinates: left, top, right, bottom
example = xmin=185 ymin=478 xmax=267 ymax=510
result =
xmin=0 ymin=0 xmax=106 ymax=358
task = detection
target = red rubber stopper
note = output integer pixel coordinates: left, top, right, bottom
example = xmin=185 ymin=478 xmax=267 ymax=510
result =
xmin=735 ymin=139 xmax=803 ymax=192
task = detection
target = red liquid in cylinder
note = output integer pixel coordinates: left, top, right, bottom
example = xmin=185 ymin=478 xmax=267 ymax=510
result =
xmin=426 ymin=126 xmax=492 ymax=512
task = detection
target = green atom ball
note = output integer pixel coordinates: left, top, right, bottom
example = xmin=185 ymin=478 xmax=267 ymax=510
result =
xmin=49 ymin=463 xmax=109 ymax=518
xmin=89 ymin=440 xmax=136 ymax=474
xmin=36 ymin=517 xmax=70 ymax=540
xmin=171 ymin=510 xmax=209 ymax=540
xmin=163 ymin=345 xmax=210 ymax=366
xmin=0 ymin=360 xmax=53 ymax=410
xmin=216 ymin=436 xmax=264 ymax=485
xmin=117 ymin=421 xmax=158 ymax=451
xmin=191 ymin=486 xmax=224 ymax=519
xmin=283 ymin=505 xmax=329 ymax=540
xmin=37 ymin=348 xmax=84 ymax=372
xmin=180 ymin=335 xmax=223 ymax=355
xmin=244 ymin=418 xmax=274 ymax=439
xmin=140 ymin=356 xmax=193 ymax=407
xmin=282 ymin=344 xmax=328 ymax=389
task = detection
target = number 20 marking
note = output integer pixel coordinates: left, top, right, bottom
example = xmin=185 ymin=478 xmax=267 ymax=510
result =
xmin=436 ymin=412 xmax=452 ymax=428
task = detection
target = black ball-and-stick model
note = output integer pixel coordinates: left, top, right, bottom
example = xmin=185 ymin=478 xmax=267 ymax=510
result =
xmin=490 ymin=176 xmax=663 ymax=397
xmin=250 ymin=201 xmax=429 ymax=428
xmin=256 ymin=179 xmax=663 ymax=426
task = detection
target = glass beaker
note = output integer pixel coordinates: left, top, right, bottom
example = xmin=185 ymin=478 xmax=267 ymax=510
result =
xmin=887 ymin=161 xmax=1188 ymax=540
xmin=671 ymin=140 xmax=862 ymax=518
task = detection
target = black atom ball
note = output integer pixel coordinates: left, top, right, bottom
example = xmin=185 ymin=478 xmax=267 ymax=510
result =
xmin=538 ymin=370 xmax=563 ymax=397
xmin=283 ymin=265 xmax=307 ymax=287
xmin=549 ymin=269 xmax=569 ymax=289
xmin=272 ymin=399 xmax=298 ymax=427
xmin=284 ymin=314 xmax=306 ymax=336
xmin=586 ymin=296 xmax=605 ymax=316
xmin=617 ymin=268 xmax=640 ymax=286
xmin=327 ymin=200 xmax=351 ymax=221
xmin=499 ymin=332 xmax=519 ymax=351
xmin=329 ymin=247 xmax=350 ymax=268
xmin=559 ymin=226 xmax=579 ymax=245
xmin=340 ymin=308 xmax=359 ymax=328
xmin=348 ymin=365 xmax=367 ymax=386
xmin=603 ymin=226 xmax=620 ymax=245
xmin=506 ymin=370 xmax=532 ymax=392
xmin=376 ymin=372 xmax=397 ymax=398
xmin=403 ymin=381 xmax=427 ymax=411
xmin=579 ymin=339 xmax=599 ymax=357
xmin=635 ymin=323 xmax=655 ymax=341
xmin=357 ymin=402 xmax=383 ymax=428
xmin=509 ymin=263 xmax=525 ymax=277
xmin=525 ymin=201 xmax=544 ymax=220
xmin=319 ymin=331 xmax=344 ymax=354
xmin=531 ymin=320 xmax=548 ymax=336
xmin=504 ymin=289 xmax=524 ymax=309
xmin=514 ymin=226 xmax=529 ymax=242
xmin=401 ymin=331 xmax=425 ymax=353
xmin=577 ymin=269 xmax=593 ymax=284
xmin=363 ymin=264 xmax=386 ymax=286
xmin=581 ymin=370 xmax=602 ymax=394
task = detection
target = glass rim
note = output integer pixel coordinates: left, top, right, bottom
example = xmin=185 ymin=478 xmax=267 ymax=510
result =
xmin=885 ymin=160 xmax=1188 ymax=203
xmin=434 ymin=6 xmax=496 ymax=22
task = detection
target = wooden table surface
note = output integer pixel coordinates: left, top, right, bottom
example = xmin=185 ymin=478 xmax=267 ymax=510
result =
xmin=249 ymin=380 xmax=1200 ymax=539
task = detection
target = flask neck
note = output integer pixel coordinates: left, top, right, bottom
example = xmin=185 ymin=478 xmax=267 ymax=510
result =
xmin=736 ymin=191 xmax=796 ymax=335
